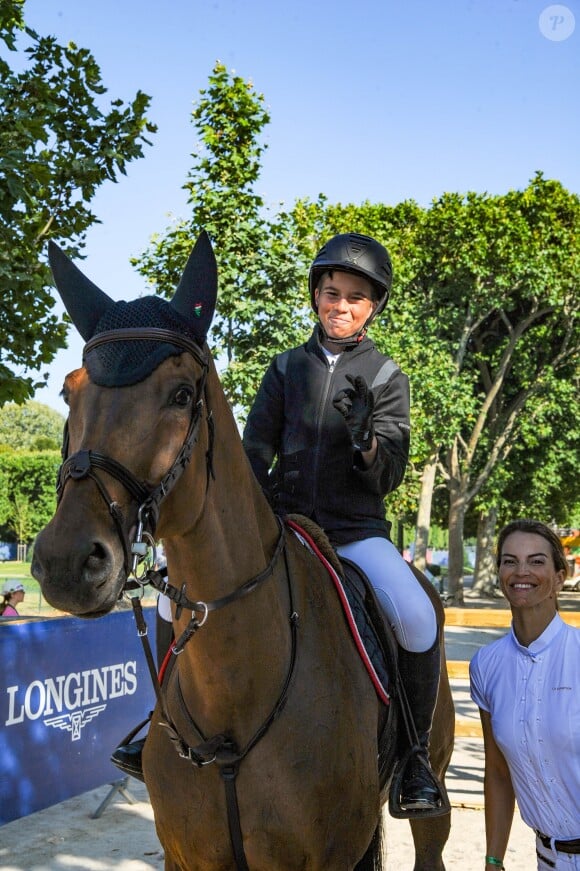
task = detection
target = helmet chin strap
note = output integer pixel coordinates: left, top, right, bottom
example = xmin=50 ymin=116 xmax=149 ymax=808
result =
xmin=317 ymin=320 xmax=370 ymax=350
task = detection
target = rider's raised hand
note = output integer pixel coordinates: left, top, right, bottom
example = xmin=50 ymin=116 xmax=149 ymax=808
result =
xmin=332 ymin=374 xmax=375 ymax=452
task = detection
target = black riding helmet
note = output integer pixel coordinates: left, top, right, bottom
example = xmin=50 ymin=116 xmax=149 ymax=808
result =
xmin=309 ymin=233 xmax=393 ymax=335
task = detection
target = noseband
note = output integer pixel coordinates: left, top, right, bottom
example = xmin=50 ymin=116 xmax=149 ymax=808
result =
xmin=57 ymin=327 xmax=211 ymax=580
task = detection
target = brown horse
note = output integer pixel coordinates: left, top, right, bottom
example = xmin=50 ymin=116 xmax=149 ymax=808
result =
xmin=32 ymin=232 xmax=454 ymax=870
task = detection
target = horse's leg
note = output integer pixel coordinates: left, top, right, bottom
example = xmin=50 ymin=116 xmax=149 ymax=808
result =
xmin=408 ymin=813 xmax=451 ymax=871
xmin=353 ymin=810 xmax=385 ymax=871
xmin=408 ymin=645 xmax=454 ymax=871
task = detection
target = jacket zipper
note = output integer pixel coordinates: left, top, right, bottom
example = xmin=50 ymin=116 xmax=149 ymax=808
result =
xmin=312 ymin=356 xmax=339 ymax=509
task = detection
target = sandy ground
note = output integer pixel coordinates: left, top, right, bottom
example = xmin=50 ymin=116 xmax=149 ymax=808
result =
xmin=0 ymin=772 xmax=537 ymax=870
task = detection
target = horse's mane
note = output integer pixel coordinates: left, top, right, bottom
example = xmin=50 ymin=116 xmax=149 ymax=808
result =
xmin=286 ymin=513 xmax=343 ymax=577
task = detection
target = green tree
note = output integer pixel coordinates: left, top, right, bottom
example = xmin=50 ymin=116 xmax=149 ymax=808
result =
xmin=125 ymin=61 xmax=580 ymax=584
xmin=469 ymin=379 xmax=580 ymax=596
xmin=0 ymin=1 xmax=156 ymax=405
xmin=0 ymin=400 xmax=64 ymax=450
xmin=134 ymin=62 xmax=308 ymax=413
xmin=282 ymin=184 xmax=579 ymax=592
xmin=406 ymin=174 xmax=579 ymax=601
xmin=0 ymin=450 xmax=59 ymax=543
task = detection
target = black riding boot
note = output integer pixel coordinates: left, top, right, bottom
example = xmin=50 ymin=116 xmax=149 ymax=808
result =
xmin=397 ymin=639 xmax=442 ymax=811
xmin=111 ymin=722 xmax=148 ymax=782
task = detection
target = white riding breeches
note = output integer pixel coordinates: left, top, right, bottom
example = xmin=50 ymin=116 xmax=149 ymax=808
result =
xmin=337 ymin=537 xmax=437 ymax=653
xmin=157 ymin=592 xmax=173 ymax=622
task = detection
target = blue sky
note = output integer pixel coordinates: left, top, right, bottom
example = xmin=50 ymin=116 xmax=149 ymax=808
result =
xmin=16 ymin=0 xmax=580 ymax=414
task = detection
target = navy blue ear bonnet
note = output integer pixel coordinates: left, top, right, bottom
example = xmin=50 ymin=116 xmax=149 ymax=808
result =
xmin=48 ymin=230 xmax=218 ymax=389
xmin=85 ymin=297 xmax=201 ymax=387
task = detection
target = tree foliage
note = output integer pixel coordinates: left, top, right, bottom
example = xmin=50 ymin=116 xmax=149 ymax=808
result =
xmin=0 ymin=400 xmax=64 ymax=450
xmin=133 ymin=62 xmax=309 ymax=415
xmin=0 ymin=450 xmax=59 ymax=542
xmin=402 ymin=174 xmax=580 ymax=599
xmin=0 ymin=1 xmax=156 ymax=404
xmin=264 ymin=182 xmax=579 ymax=574
xmin=129 ymin=61 xmax=579 ymax=584
xmin=469 ymin=376 xmax=580 ymax=595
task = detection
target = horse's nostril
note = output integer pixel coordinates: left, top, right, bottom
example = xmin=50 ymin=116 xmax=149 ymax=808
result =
xmin=86 ymin=542 xmax=109 ymax=570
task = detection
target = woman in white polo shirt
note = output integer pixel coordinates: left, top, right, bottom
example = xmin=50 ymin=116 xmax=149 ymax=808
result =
xmin=470 ymin=519 xmax=580 ymax=871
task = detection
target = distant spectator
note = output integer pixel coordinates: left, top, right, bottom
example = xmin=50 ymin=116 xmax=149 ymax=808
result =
xmin=0 ymin=581 xmax=25 ymax=616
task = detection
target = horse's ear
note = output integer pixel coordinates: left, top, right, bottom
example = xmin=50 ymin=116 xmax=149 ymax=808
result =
xmin=170 ymin=230 xmax=217 ymax=344
xmin=48 ymin=241 xmax=114 ymax=342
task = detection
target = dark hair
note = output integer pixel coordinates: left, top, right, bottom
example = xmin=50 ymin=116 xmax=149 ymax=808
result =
xmin=315 ymin=269 xmax=381 ymax=302
xmin=496 ymin=519 xmax=568 ymax=577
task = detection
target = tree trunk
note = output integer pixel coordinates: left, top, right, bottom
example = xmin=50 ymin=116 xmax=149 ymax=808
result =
xmin=413 ymin=451 xmax=438 ymax=572
xmin=393 ymin=519 xmax=405 ymax=554
xmin=447 ymin=491 xmax=466 ymax=605
xmin=470 ymin=507 xmax=499 ymax=597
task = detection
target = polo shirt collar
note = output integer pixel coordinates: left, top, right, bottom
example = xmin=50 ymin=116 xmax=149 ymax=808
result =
xmin=510 ymin=612 xmax=565 ymax=656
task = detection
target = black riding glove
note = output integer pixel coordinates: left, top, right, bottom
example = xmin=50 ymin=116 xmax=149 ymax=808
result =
xmin=332 ymin=374 xmax=375 ymax=452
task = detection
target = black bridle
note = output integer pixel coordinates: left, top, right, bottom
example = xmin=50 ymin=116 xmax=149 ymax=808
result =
xmin=56 ymin=325 xmax=299 ymax=871
xmin=57 ymin=327 xmax=211 ymax=579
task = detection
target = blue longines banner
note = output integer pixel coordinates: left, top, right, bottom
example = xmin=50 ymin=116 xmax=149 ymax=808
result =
xmin=0 ymin=606 xmax=157 ymax=825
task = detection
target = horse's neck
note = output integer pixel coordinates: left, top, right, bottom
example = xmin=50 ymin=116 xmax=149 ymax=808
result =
xmin=164 ymin=359 xmax=278 ymax=592
xmin=165 ymin=500 xmax=291 ymax=732
xmin=190 ymin=366 xmax=280 ymax=594
xmin=169 ymin=477 xmax=279 ymax=598
xmin=163 ymin=369 xmax=291 ymax=726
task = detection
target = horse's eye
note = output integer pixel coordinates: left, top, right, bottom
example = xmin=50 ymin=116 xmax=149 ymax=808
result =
xmin=172 ymin=386 xmax=194 ymax=407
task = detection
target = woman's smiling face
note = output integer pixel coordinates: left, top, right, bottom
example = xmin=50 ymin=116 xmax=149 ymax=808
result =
xmin=499 ymin=530 xmax=565 ymax=610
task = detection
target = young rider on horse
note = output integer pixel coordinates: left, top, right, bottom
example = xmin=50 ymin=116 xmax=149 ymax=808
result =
xmin=113 ymin=232 xmax=443 ymax=813
xmin=242 ymin=232 xmax=443 ymax=813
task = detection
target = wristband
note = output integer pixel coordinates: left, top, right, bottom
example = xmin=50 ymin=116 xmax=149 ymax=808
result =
xmin=485 ymin=857 xmax=505 ymax=869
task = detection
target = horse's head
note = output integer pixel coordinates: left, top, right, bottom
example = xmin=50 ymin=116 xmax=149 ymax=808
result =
xmin=32 ymin=232 xmax=218 ymax=617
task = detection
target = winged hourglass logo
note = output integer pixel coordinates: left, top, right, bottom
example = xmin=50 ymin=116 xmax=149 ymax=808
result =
xmin=44 ymin=705 xmax=107 ymax=741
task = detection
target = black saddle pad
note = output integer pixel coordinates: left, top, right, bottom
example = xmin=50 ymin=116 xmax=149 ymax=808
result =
xmin=338 ymin=556 xmax=399 ymax=702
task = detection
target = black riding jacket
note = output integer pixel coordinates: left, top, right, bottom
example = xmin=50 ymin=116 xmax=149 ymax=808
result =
xmin=242 ymin=327 xmax=410 ymax=546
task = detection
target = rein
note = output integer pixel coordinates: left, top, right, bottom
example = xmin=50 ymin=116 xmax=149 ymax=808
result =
xmin=146 ymin=516 xmax=288 ymax=649
xmin=140 ymin=519 xmax=299 ymax=871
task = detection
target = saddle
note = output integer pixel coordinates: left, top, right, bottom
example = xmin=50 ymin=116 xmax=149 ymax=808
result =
xmin=337 ymin=556 xmax=398 ymax=702
xmin=339 ymin=556 xmax=402 ymax=796
xmin=286 ymin=518 xmax=400 ymax=793
xmin=118 ymin=516 xmax=446 ymax=816
xmin=286 ymin=517 xmax=397 ymax=698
